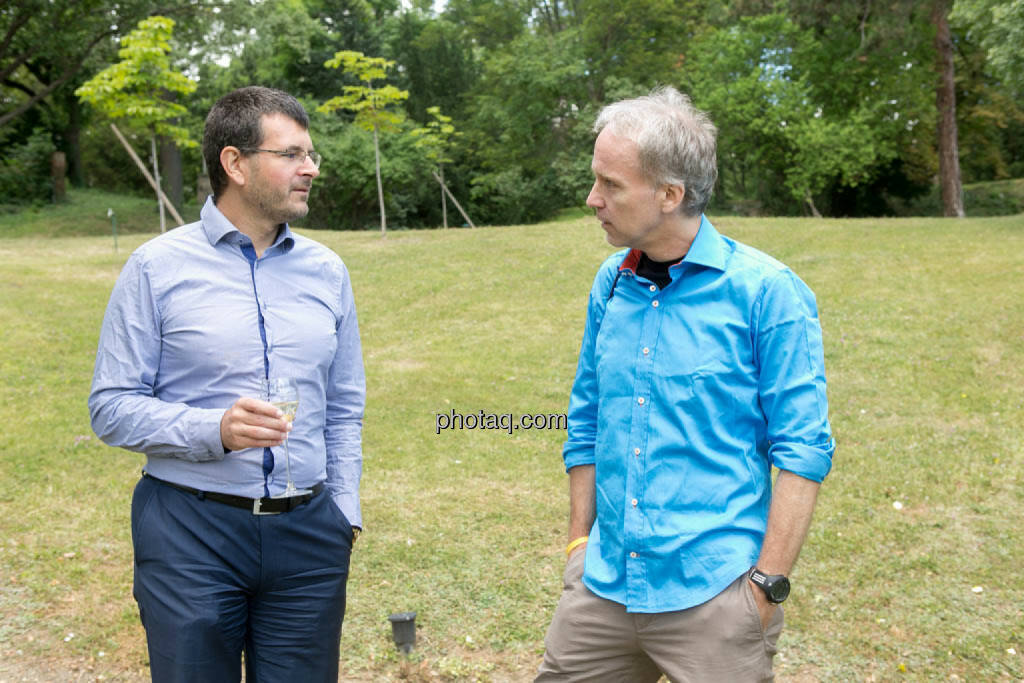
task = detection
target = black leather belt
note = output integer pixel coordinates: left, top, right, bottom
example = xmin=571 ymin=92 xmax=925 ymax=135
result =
xmin=143 ymin=472 xmax=324 ymax=515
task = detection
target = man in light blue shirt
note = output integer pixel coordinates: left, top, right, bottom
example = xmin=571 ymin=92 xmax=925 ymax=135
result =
xmin=537 ymin=87 xmax=835 ymax=681
xmin=89 ymin=87 xmax=364 ymax=682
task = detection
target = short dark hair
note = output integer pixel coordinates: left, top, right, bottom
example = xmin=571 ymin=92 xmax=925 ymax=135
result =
xmin=202 ymin=86 xmax=310 ymax=199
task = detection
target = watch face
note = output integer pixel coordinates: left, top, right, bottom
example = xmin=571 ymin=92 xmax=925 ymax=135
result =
xmin=768 ymin=576 xmax=791 ymax=603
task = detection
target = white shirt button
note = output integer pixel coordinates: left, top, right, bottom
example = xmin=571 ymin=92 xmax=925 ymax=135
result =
xmin=652 ymin=300 xmax=659 ymax=308
xmin=642 ymin=347 xmax=649 ymax=355
xmin=633 ymin=447 xmax=641 ymax=455
xmin=631 ymin=498 xmax=638 ymax=507
xmin=630 ymin=551 xmax=638 ymax=559
xmin=637 ymin=397 xmax=645 ymax=405
xmin=649 ymin=284 xmax=656 ymax=292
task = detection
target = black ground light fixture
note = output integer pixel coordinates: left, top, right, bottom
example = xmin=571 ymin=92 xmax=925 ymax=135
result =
xmin=388 ymin=611 xmax=417 ymax=654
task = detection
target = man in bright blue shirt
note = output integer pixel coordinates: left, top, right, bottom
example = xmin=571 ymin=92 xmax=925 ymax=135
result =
xmin=89 ymin=87 xmax=364 ymax=682
xmin=536 ymin=87 xmax=835 ymax=681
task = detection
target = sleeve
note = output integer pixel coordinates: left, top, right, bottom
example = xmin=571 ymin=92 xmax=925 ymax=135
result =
xmin=561 ymin=261 xmax=617 ymax=472
xmin=323 ymin=262 xmax=366 ymax=528
xmin=88 ymin=252 xmax=225 ymax=461
xmin=754 ymin=269 xmax=835 ymax=482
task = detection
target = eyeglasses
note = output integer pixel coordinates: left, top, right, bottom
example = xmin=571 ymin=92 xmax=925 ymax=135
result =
xmin=242 ymin=148 xmax=322 ymax=169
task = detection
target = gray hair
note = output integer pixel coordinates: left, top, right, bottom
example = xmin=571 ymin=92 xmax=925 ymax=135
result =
xmin=594 ymin=86 xmax=718 ymax=217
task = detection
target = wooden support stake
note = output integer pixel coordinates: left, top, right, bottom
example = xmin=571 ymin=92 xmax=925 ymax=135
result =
xmin=109 ymin=123 xmax=185 ymax=226
xmin=431 ymin=171 xmax=475 ymax=229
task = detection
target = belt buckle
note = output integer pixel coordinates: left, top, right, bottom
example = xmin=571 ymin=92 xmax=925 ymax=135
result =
xmin=252 ymin=498 xmax=280 ymax=515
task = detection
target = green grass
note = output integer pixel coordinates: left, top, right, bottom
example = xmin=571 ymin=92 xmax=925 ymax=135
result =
xmin=1 ymin=200 xmax=1023 ymax=681
xmin=0 ymin=188 xmax=202 ymax=239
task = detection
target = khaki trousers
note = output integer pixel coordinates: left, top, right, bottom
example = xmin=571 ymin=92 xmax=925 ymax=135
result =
xmin=536 ymin=549 xmax=784 ymax=682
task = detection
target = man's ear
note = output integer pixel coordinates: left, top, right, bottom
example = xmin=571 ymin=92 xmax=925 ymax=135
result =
xmin=660 ymin=183 xmax=685 ymax=214
xmin=220 ymin=147 xmax=248 ymax=188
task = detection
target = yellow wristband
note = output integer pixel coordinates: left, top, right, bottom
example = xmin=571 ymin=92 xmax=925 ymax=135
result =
xmin=566 ymin=536 xmax=589 ymax=557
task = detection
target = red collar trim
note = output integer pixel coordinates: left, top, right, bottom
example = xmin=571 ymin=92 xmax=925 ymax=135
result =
xmin=618 ymin=249 xmax=643 ymax=274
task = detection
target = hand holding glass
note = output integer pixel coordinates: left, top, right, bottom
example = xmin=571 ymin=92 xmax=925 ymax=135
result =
xmin=262 ymin=378 xmax=310 ymax=497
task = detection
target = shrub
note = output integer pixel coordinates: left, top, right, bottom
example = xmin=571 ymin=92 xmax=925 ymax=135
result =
xmin=0 ymin=131 xmax=57 ymax=210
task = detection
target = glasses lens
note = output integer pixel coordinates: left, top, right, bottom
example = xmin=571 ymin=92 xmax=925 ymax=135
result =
xmin=308 ymin=150 xmax=322 ymax=169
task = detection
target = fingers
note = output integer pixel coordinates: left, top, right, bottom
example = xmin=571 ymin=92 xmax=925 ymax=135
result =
xmin=220 ymin=397 xmax=292 ymax=452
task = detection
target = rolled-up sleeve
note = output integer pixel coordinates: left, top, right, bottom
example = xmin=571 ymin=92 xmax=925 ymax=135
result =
xmin=562 ymin=263 xmax=619 ymax=472
xmin=88 ymin=253 xmax=225 ymax=461
xmin=324 ymin=263 xmax=366 ymax=528
xmin=755 ymin=270 xmax=835 ymax=482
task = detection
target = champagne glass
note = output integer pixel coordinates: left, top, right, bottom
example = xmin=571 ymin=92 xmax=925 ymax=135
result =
xmin=262 ymin=378 xmax=311 ymax=497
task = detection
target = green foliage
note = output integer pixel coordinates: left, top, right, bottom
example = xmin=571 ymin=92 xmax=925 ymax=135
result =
xmin=6 ymin=0 xmax=1022 ymax=224
xmin=685 ymin=13 xmax=904 ymax=214
xmin=74 ymin=17 xmax=197 ymax=147
xmin=442 ymin=0 xmax=528 ymax=48
xmin=304 ymin=115 xmax=441 ymax=229
xmin=0 ymin=131 xmax=56 ymax=211
xmin=579 ymin=0 xmax=705 ymax=95
xmin=410 ymin=106 xmax=458 ymax=166
xmin=319 ymin=50 xmax=410 ymax=132
xmin=390 ymin=14 xmax=478 ymax=123
xmin=952 ymin=0 xmax=1024 ymax=99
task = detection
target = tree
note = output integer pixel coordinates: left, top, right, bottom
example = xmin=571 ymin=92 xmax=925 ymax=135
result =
xmin=685 ymin=14 xmax=893 ymax=216
xmin=578 ymin=0 xmax=707 ymax=103
xmin=390 ymin=13 xmax=478 ymax=123
xmin=1 ymin=0 xmax=213 ymax=189
xmin=932 ymin=0 xmax=965 ymax=217
xmin=951 ymin=0 xmax=1024 ymax=100
xmin=76 ymin=16 xmax=197 ymax=231
xmin=411 ymin=106 xmax=459 ymax=227
xmin=319 ymin=50 xmax=409 ymax=234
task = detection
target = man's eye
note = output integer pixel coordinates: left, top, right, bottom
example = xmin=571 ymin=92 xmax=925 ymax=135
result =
xmin=284 ymin=151 xmax=301 ymax=160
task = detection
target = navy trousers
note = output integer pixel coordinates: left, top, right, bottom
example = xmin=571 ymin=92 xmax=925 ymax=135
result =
xmin=131 ymin=475 xmax=354 ymax=682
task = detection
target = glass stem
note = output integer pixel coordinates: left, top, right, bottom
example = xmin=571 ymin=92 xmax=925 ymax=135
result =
xmin=283 ymin=437 xmax=295 ymax=489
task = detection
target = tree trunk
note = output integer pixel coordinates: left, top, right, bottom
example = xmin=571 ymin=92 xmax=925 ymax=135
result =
xmin=159 ymin=136 xmax=183 ymax=214
xmin=150 ymin=134 xmax=167 ymax=233
xmin=373 ymin=124 xmax=387 ymax=235
xmin=932 ymin=0 xmax=965 ymax=218
xmin=63 ymin=91 xmax=84 ymax=187
xmin=440 ymin=164 xmax=448 ymax=229
xmin=51 ymin=151 xmax=66 ymax=203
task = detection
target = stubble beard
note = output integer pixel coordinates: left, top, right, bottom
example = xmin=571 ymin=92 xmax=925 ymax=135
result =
xmin=252 ymin=182 xmax=311 ymax=226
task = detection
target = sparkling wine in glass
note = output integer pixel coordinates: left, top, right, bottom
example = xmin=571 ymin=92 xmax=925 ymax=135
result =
xmin=262 ymin=378 xmax=311 ymax=497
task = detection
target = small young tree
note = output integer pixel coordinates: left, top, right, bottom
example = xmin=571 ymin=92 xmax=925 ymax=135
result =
xmin=319 ymin=51 xmax=409 ymax=234
xmin=411 ymin=106 xmax=457 ymax=228
xmin=76 ymin=16 xmax=196 ymax=232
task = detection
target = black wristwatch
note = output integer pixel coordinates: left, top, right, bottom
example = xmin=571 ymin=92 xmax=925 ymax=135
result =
xmin=748 ymin=567 xmax=791 ymax=604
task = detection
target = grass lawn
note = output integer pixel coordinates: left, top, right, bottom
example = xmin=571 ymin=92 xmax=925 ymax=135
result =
xmin=0 ymin=193 xmax=1022 ymax=681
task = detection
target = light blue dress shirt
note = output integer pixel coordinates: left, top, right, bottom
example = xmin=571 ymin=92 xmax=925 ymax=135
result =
xmin=564 ymin=216 xmax=834 ymax=613
xmin=89 ymin=198 xmax=366 ymax=527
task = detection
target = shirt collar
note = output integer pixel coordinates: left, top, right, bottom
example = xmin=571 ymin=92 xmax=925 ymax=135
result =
xmin=681 ymin=215 xmax=726 ymax=272
xmin=618 ymin=215 xmax=726 ymax=275
xmin=199 ymin=195 xmax=295 ymax=253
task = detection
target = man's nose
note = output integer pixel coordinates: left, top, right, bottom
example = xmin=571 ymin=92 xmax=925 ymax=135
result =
xmin=586 ymin=183 xmax=601 ymax=209
xmin=300 ymin=159 xmax=319 ymax=178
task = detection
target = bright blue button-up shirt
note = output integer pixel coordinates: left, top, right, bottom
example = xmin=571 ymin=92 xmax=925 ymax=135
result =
xmin=89 ymin=198 xmax=366 ymax=526
xmin=564 ymin=216 xmax=834 ymax=613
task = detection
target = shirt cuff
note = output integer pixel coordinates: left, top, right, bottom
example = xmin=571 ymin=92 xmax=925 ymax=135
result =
xmin=770 ymin=439 xmax=835 ymax=483
xmin=562 ymin=443 xmax=596 ymax=473
xmin=332 ymin=492 xmax=362 ymax=529
xmin=195 ymin=409 xmax=229 ymax=461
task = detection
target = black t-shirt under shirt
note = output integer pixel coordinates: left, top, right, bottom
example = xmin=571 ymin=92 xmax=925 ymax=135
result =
xmin=636 ymin=252 xmax=679 ymax=289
